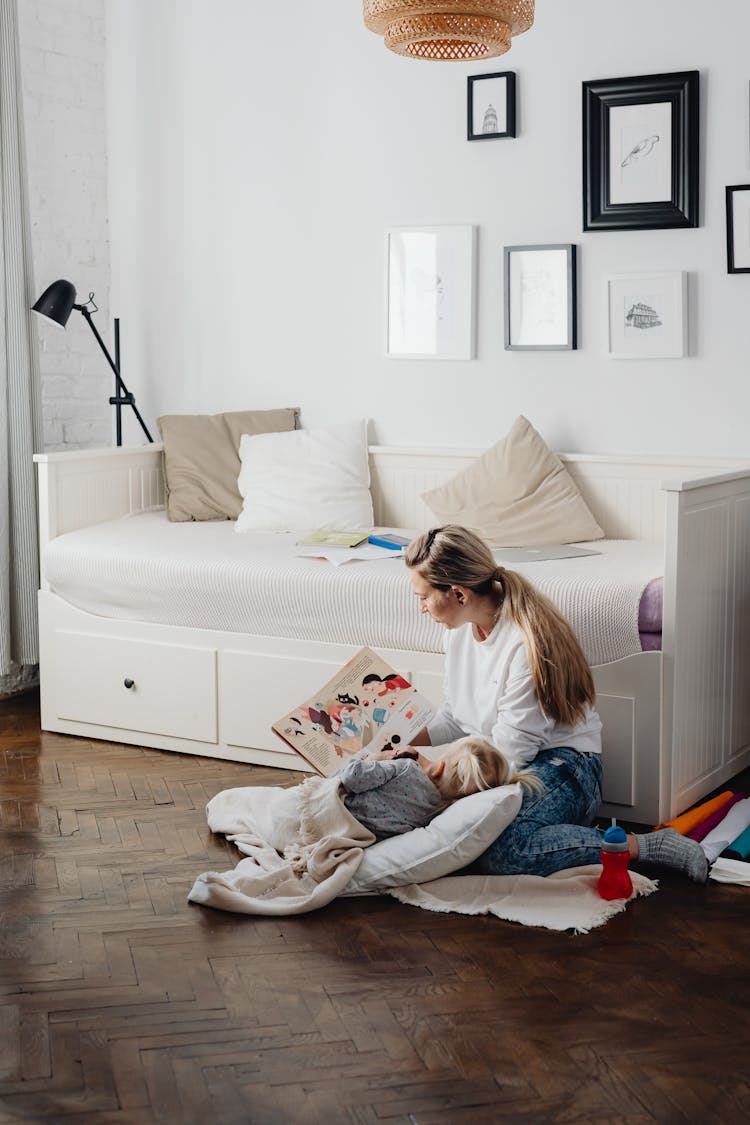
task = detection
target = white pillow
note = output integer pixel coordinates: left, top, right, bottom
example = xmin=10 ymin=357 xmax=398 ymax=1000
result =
xmin=344 ymin=783 xmax=522 ymax=894
xmin=235 ymin=419 xmax=374 ymax=533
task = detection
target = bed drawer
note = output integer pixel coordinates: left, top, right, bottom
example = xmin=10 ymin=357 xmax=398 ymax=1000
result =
xmin=54 ymin=630 xmax=217 ymax=743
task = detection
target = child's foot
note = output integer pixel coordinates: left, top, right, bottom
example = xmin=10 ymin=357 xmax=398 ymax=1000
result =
xmin=634 ymin=828 xmax=709 ymax=883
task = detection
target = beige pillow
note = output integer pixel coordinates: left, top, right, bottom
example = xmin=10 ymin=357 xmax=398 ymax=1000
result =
xmin=158 ymin=407 xmax=300 ymax=521
xmin=420 ymin=416 xmax=604 ymax=546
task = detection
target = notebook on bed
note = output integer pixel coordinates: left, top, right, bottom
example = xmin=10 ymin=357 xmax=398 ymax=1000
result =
xmin=492 ymin=544 xmax=601 ymax=563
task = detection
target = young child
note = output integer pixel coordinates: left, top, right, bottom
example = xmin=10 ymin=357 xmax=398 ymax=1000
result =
xmin=335 ymin=736 xmax=542 ymax=841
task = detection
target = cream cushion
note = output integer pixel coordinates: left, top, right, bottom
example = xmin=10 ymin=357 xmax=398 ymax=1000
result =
xmin=420 ymin=415 xmax=604 ymax=546
xmin=157 ymin=407 xmax=299 ymax=522
xmin=236 ymin=419 xmax=374 ymax=533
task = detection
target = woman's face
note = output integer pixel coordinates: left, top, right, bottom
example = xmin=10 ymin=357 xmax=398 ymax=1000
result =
xmin=409 ymin=569 xmax=462 ymax=628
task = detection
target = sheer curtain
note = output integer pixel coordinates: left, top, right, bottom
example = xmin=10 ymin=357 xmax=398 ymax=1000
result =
xmin=0 ymin=0 xmax=43 ymax=694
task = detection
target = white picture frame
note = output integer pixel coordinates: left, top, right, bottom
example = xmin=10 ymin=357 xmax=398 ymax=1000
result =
xmin=606 ymin=271 xmax=687 ymax=359
xmin=386 ymin=225 xmax=476 ymax=359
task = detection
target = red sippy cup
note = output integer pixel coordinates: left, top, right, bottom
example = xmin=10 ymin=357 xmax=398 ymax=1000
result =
xmin=597 ymin=824 xmax=633 ymax=900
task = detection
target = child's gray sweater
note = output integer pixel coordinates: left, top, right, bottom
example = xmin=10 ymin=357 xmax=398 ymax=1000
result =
xmin=336 ymin=757 xmax=445 ymax=840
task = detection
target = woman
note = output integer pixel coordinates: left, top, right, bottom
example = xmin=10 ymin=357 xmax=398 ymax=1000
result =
xmin=404 ymin=525 xmax=708 ymax=882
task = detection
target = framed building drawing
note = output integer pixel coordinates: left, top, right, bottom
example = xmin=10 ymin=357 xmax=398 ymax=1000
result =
xmin=386 ymin=225 xmax=476 ymax=359
xmin=504 ymin=244 xmax=577 ymax=351
xmin=467 ymin=72 xmax=516 ymax=140
xmin=583 ymin=71 xmax=699 ymax=231
xmin=606 ymin=271 xmax=687 ymax=358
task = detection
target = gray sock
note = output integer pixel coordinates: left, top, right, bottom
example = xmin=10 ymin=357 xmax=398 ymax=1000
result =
xmin=635 ymin=828 xmax=709 ymax=883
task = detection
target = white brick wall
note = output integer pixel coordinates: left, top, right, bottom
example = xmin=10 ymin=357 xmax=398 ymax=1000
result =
xmin=19 ymin=0 xmax=112 ymax=451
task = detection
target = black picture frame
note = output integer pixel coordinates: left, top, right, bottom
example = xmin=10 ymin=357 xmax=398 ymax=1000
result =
xmin=504 ymin=244 xmax=577 ymax=351
xmin=583 ymin=70 xmax=699 ymax=232
xmin=726 ymin=184 xmax=750 ymax=273
xmin=467 ymin=72 xmax=516 ymax=141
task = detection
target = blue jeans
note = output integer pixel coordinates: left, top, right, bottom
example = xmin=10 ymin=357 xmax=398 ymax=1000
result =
xmin=474 ymin=748 xmax=605 ymax=876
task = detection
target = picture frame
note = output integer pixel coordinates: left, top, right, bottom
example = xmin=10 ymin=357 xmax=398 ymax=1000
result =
xmin=726 ymin=184 xmax=750 ymax=273
xmin=467 ymin=72 xmax=516 ymax=140
xmin=583 ymin=71 xmax=699 ymax=231
xmin=386 ymin=225 xmax=476 ymax=359
xmin=504 ymin=244 xmax=577 ymax=351
xmin=606 ymin=271 xmax=687 ymax=359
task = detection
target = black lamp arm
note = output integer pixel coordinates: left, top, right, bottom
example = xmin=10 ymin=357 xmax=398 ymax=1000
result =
xmin=77 ymin=304 xmax=153 ymax=444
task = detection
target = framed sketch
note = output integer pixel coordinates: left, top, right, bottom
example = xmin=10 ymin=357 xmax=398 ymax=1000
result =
xmin=606 ymin=272 xmax=687 ymax=359
xmin=726 ymin=184 xmax=750 ymax=272
xmin=467 ymin=72 xmax=516 ymax=140
xmin=386 ymin=225 xmax=476 ymax=359
xmin=504 ymin=244 xmax=577 ymax=351
xmin=583 ymin=71 xmax=699 ymax=231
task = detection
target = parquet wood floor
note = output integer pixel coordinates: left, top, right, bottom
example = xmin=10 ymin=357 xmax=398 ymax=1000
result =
xmin=1 ymin=690 xmax=749 ymax=1124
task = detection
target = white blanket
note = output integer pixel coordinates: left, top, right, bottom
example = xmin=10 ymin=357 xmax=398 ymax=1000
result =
xmin=188 ymin=776 xmax=375 ymax=915
xmin=45 ymin=513 xmax=662 ymax=664
xmin=189 ymin=782 xmax=658 ymax=933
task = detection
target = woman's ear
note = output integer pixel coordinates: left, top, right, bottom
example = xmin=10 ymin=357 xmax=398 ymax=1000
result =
xmin=451 ymin=586 xmax=466 ymax=606
xmin=426 ymin=760 xmax=445 ymax=780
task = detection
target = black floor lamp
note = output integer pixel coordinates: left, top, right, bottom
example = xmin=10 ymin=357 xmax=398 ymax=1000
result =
xmin=32 ymin=279 xmax=153 ymax=446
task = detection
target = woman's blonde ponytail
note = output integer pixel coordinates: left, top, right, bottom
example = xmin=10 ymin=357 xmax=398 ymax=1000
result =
xmin=406 ymin=525 xmax=595 ymax=725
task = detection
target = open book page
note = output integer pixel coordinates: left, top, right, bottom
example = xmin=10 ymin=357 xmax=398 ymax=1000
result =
xmin=272 ymin=646 xmax=435 ymax=776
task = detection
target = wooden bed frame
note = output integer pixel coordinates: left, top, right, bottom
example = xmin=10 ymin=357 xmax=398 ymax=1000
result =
xmin=34 ymin=443 xmax=750 ymax=825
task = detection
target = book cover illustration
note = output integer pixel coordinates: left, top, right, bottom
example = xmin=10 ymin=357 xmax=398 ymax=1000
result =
xmin=272 ymin=646 xmax=435 ymax=777
xmin=297 ymin=529 xmax=370 ymax=548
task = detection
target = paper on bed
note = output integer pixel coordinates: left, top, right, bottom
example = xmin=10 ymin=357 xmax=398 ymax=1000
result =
xmin=296 ymin=543 xmax=405 ymax=566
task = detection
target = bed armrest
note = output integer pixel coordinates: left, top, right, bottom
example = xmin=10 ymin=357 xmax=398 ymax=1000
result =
xmin=34 ymin=445 xmax=166 ymax=578
xmin=661 ymin=466 xmax=750 ymax=491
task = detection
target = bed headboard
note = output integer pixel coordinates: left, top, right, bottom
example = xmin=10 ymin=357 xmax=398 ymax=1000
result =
xmin=35 ymin=443 xmax=750 ymax=552
xmin=368 ymin=445 xmax=750 ymax=543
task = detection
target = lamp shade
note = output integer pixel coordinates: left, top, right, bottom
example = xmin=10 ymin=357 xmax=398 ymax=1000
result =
xmin=32 ymin=279 xmax=77 ymax=328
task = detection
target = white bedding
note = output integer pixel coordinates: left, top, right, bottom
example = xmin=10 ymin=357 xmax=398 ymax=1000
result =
xmin=43 ymin=511 xmax=664 ymax=665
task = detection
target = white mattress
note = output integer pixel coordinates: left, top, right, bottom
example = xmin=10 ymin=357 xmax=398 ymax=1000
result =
xmin=43 ymin=512 xmax=664 ymax=666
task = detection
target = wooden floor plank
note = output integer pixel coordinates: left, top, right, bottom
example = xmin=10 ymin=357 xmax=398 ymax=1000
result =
xmin=1 ymin=689 xmax=749 ymax=1123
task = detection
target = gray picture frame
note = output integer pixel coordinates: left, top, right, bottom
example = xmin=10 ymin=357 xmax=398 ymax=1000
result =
xmin=504 ymin=243 xmax=577 ymax=351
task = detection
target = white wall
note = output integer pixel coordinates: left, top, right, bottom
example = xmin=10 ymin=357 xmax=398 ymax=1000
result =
xmin=105 ymin=0 xmax=750 ymax=457
xmin=20 ymin=0 xmax=111 ymax=450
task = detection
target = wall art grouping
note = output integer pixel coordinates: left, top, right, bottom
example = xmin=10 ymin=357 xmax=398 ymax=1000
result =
xmin=383 ymin=225 xmax=694 ymax=360
xmin=387 ymin=62 xmax=750 ymax=361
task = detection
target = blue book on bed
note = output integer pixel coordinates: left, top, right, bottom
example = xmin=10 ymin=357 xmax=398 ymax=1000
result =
xmin=367 ymin=533 xmax=411 ymax=551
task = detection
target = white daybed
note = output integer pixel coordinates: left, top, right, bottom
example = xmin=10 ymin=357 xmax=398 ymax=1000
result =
xmin=34 ymin=443 xmax=750 ymax=826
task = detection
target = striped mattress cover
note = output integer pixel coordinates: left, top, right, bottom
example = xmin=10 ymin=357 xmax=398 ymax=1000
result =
xmin=43 ymin=511 xmax=664 ymax=666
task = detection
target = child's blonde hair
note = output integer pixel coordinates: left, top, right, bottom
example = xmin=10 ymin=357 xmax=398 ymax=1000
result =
xmin=434 ymin=736 xmax=544 ymax=801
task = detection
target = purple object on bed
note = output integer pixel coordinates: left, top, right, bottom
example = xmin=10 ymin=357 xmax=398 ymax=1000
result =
xmin=638 ymin=577 xmax=663 ymax=651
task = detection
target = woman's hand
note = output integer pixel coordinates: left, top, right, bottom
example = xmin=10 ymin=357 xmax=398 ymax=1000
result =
xmin=363 ymin=745 xmax=417 ymax=762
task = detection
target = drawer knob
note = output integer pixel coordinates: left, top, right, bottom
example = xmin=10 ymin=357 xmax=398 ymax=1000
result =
xmin=123 ymin=678 xmax=135 ymax=690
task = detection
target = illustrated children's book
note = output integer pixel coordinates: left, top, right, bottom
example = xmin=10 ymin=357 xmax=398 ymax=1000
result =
xmin=297 ymin=529 xmax=370 ymax=548
xmin=272 ymin=646 xmax=435 ymax=777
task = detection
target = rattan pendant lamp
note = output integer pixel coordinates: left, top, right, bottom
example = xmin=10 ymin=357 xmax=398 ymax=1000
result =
xmin=363 ymin=0 xmax=534 ymax=61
